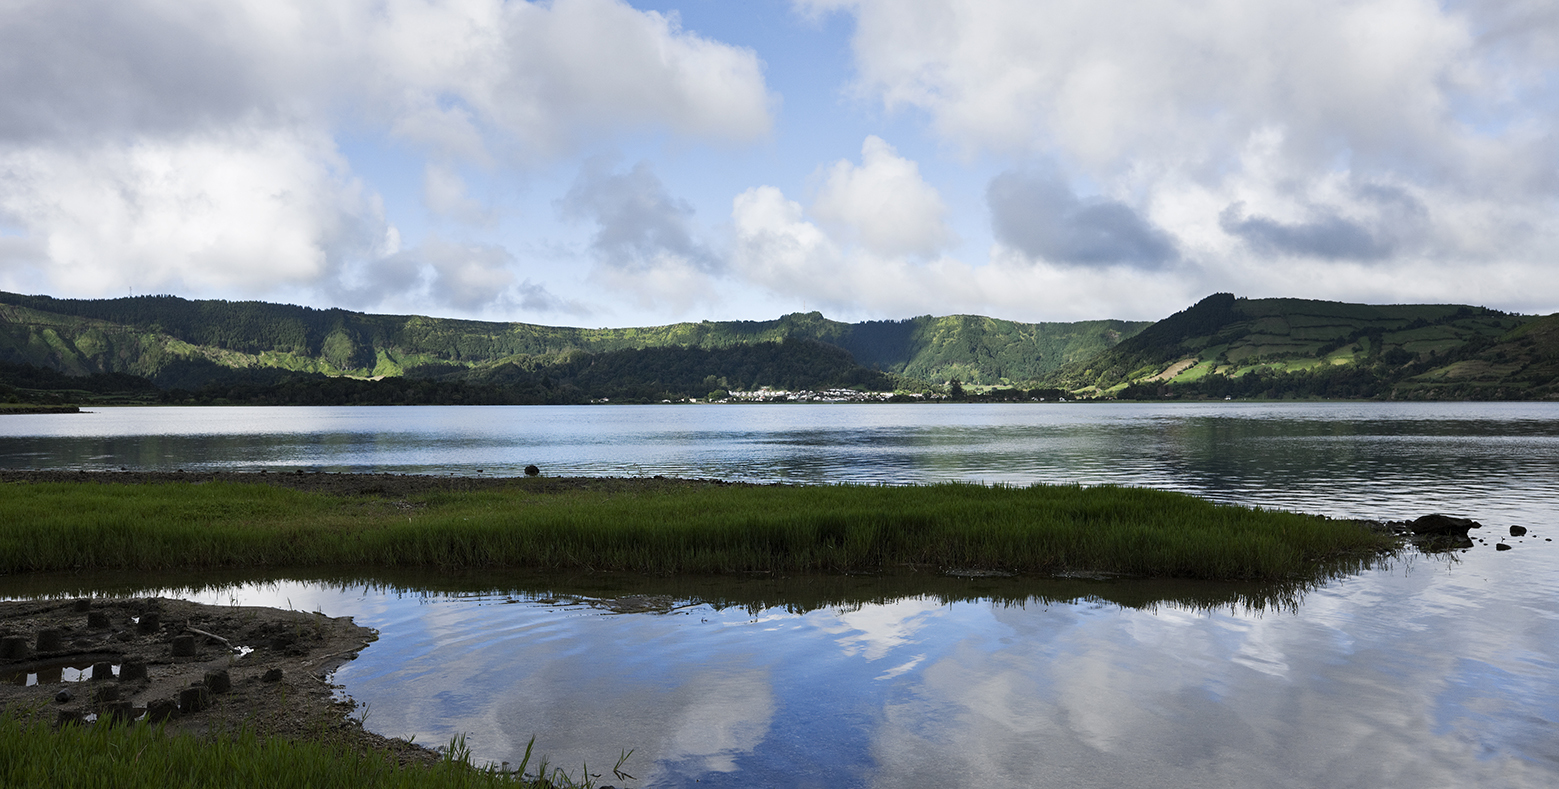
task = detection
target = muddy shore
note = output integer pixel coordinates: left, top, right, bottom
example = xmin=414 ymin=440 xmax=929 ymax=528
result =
xmin=0 ymin=596 xmax=433 ymax=764
xmin=0 ymin=468 xmax=748 ymax=498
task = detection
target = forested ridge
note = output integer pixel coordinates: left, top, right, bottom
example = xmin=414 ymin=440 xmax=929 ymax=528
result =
xmin=0 ymin=291 xmax=1144 ymax=403
xmin=4 ymin=290 xmax=1554 ymax=405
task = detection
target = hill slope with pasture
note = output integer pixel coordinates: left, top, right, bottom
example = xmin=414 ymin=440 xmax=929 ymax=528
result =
xmin=1044 ymin=293 xmax=1556 ymax=400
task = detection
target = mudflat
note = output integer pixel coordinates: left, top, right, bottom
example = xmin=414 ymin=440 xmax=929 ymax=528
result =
xmin=0 ymin=468 xmax=742 ymax=497
xmin=0 ymin=596 xmax=432 ymax=764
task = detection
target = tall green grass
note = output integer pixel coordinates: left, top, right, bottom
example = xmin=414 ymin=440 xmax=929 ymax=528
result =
xmin=0 ymin=708 xmax=593 ymax=788
xmin=0 ymin=479 xmax=1397 ymax=581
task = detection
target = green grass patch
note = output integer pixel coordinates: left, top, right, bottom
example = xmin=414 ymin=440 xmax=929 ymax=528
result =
xmin=0 ymin=709 xmax=592 ymax=788
xmin=0 ymin=479 xmax=1396 ymax=581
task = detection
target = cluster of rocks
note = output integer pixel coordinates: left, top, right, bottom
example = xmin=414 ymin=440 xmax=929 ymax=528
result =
xmin=1362 ymin=513 xmax=1544 ymax=552
xmin=0 ymin=597 xmax=369 ymax=736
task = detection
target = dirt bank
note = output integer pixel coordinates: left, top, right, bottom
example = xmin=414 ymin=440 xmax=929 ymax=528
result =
xmin=0 ymin=596 xmax=431 ymax=763
xmin=0 ymin=468 xmax=749 ymax=498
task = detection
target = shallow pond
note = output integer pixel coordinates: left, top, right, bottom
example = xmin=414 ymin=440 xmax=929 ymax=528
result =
xmin=3 ymin=402 xmax=1558 ymax=786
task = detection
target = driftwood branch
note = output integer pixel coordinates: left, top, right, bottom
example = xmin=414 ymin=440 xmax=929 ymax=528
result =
xmin=184 ymin=626 xmax=232 ymax=649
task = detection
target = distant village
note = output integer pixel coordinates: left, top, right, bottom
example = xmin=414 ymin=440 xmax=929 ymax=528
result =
xmin=719 ymin=388 xmax=913 ymax=403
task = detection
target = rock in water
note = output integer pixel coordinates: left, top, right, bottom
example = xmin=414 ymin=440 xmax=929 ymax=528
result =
xmin=1408 ymin=514 xmax=1482 ymax=536
xmin=1510 ymin=525 xmax=1528 ymax=537
xmin=1496 ymin=543 xmax=1512 ymax=551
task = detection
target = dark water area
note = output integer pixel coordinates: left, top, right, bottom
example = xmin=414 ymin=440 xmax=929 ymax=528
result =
xmin=3 ymin=402 xmax=1558 ymax=786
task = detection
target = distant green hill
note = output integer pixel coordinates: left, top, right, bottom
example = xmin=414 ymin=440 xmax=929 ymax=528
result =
xmin=1046 ymin=293 xmax=1556 ymax=400
xmin=0 ymin=291 xmax=1147 ymax=398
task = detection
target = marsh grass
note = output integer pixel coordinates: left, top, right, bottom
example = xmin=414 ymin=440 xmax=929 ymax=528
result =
xmin=0 ymin=707 xmax=579 ymax=788
xmin=0 ymin=479 xmax=1397 ymax=581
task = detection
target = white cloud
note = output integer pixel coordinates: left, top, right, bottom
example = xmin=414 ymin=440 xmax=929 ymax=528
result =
xmin=730 ymin=183 xmax=1193 ymax=321
xmin=423 ymin=163 xmax=494 ymax=225
xmin=804 ymin=0 xmax=1545 ymax=174
xmin=0 ymin=0 xmax=773 ymax=314
xmin=811 ymin=136 xmax=955 ymax=258
xmin=0 ymin=0 xmax=773 ymax=158
xmin=803 ymin=0 xmax=1559 ymax=315
xmin=558 ymin=158 xmax=723 ymax=313
xmin=0 ymin=128 xmax=384 ymax=297
xmin=987 ymin=166 xmax=1178 ymax=268
xmin=362 ymin=0 xmax=775 ymax=161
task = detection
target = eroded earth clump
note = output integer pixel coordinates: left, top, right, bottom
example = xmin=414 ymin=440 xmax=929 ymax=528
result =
xmin=0 ymin=597 xmax=431 ymax=764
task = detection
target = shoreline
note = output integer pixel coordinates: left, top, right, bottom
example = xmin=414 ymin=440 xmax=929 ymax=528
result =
xmin=0 ymin=596 xmax=438 ymax=767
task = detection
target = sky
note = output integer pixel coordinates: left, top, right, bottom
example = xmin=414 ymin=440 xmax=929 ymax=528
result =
xmin=1 ymin=0 xmax=1557 ymax=327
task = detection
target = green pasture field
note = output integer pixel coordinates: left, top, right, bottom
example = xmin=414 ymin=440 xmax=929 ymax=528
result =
xmin=0 ymin=478 xmax=1397 ymax=581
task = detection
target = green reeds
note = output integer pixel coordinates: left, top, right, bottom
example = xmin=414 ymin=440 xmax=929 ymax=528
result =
xmin=0 ymin=708 xmax=574 ymax=788
xmin=0 ymin=479 xmax=1397 ymax=581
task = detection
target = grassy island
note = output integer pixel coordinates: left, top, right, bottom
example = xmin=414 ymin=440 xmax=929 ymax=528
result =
xmin=0 ymin=473 xmax=1395 ymax=582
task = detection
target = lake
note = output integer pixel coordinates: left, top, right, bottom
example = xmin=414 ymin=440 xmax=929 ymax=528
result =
xmin=3 ymin=402 xmax=1557 ymax=787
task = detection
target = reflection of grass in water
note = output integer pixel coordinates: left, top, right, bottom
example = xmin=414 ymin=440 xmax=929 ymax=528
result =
xmin=0 ymin=707 xmax=591 ymax=788
xmin=0 ymin=564 xmax=1362 ymax=619
xmin=0 ymin=479 xmax=1396 ymax=584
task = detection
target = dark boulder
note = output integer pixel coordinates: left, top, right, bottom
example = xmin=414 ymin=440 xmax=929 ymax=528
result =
xmin=1408 ymin=514 xmax=1482 ymax=536
xmin=146 ymin=698 xmax=179 ymax=722
xmin=204 ymin=669 xmax=231 ymax=694
xmin=35 ymin=628 xmax=63 ymax=653
xmin=1510 ymin=525 xmax=1528 ymax=537
xmin=0 ymin=636 xmax=30 ymax=661
xmin=179 ymin=685 xmax=210 ymax=714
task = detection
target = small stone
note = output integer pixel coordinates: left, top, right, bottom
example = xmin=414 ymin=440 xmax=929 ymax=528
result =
xmin=178 ymin=686 xmax=212 ymax=717
xmin=145 ymin=698 xmax=179 ymax=722
xmin=1510 ymin=525 xmax=1528 ymax=537
xmin=102 ymin=701 xmax=134 ymax=724
xmin=170 ymin=634 xmax=197 ymax=657
xmin=55 ymin=689 xmax=73 ymax=704
xmin=0 ymin=636 xmax=31 ymax=660
xmin=261 ymin=668 xmax=283 ymax=682
xmin=178 ymin=686 xmax=210 ymax=714
xmin=1496 ymin=543 xmax=1512 ymax=551
xmin=36 ymin=628 xmax=63 ymax=652
xmin=87 ymin=611 xmax=110 ymax=629
xmin=119 ymin=660 xmax=147 ymax=682
xmin=137 ymin=613 xmax=160 ymax=634
xmin=204 ymin=669 xmax=231 ymax=694
xmin=90 ymin=661 xmax=114 ymax=681
xmin=525 ymin=464 xmax=540 ymax=477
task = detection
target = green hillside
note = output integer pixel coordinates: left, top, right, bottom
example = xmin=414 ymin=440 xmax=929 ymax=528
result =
xmin=1046 ymin=293 xmax=1554 ymax=400
xmin=0 ymin=293 xmax=1147 ymax=399
xmin=0 ymin=291 xmax=1147 ymax=398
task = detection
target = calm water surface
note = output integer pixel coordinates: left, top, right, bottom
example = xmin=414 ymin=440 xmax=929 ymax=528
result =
xmin=3 ymin=402 xmax=1557 ymax=786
